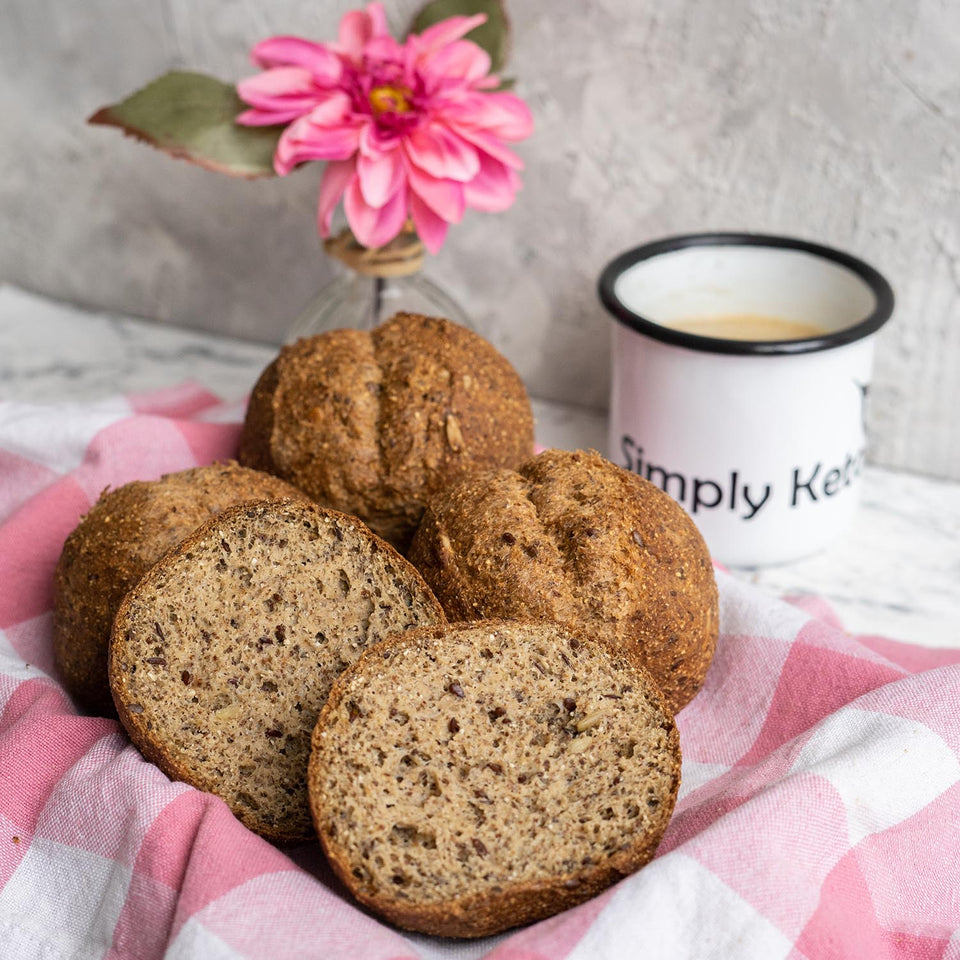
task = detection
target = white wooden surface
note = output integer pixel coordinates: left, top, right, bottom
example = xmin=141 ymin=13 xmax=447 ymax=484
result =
xmin=0 ymin=1 xmax=958 ymax=479
xmin=2 ymin=284 xmax=958 ymax=650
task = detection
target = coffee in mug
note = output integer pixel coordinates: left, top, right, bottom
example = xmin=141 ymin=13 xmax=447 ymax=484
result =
xmin=665 ymin=314 xmax=828 ymax=341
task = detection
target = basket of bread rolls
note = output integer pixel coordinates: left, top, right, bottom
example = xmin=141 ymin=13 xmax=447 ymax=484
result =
xmin=54 ymin=312 xmax=718 ymax=938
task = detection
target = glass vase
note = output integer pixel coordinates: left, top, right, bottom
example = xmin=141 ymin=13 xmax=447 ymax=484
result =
xmin=284 ymin=227 xmax=471 ymax=342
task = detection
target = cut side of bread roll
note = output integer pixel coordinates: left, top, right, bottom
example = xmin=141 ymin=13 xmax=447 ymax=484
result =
xmin=110 ymin=499 xmax=445 ymax=842
xmin=308 ymin=620 xmax=681 ymax=938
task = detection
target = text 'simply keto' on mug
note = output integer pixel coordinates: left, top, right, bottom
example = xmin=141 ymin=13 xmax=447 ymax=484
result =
xmin=598 ymin=233 xmax=895 ymax=567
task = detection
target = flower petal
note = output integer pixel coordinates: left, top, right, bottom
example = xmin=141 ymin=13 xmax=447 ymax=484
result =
xmin=337 ymin=3 xmax=389 ymax=61
xmin=365 ymin=2 xmax=389 ymax=36
xmin=359 ymin=122 xmax=403 ymax=160
xmin=462 ymin=153 xmax=518 ymax=213
xmin=406 ymin=163 xmax=464 ymax=223
xmin=415 ymin=14 xmax=487 ymax=54
xmin=275 ymin=113 xmax=360 ymax=175
xmin=363 ymin=34 xmax=406 ymax=66
xmin=317 ymin=160 xmax=357 ymax=236
xmin=344 ymin=178 xmax=408 ymax=249
xmin=405 ymin=124 xmax=480 ymax=183
xmin=420 ymin=40 xmax=491 ymax=86
xmin=357 ymin=149 xmax=405 ymax=209
xmin=409 ymin=192 xmax=449 ymax=254
xmin=237 ymin=107 xmax=306 ymax=127
xmin=236 ymin=67 xmax=321 ymax=115
xmin=448 ymin=123 xmax=524 ymax=170
xmin=445 ymin=91 xmax=534 ymax=141
xmin=306 ymin=90 xmax=354 ymax=126
xmin=249 ymin=36 xmax=342 ymax=84
xmin=336 ymin=11 xmax=369 ymax=59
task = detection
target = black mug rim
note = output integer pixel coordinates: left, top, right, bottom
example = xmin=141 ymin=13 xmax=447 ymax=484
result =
xmin=597 ymin=232 xmax=895 ymax=356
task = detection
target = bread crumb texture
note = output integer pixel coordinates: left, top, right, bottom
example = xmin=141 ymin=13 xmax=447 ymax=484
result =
xmin=109 ymin=499 xmax=444 ymax=842
xmin=238 ymin=313 xmax=534 ymax=553
xmin=54 ymin=462 xmax=308 ymax=717
xmin=308 ymin=620 xmax=681 ymax=938
xmin=408 ymin=449 xmax=719 ymax=712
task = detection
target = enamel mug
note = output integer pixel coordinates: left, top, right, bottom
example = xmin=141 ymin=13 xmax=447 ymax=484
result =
xmin=598 ymin=233 xmax=894 ymax=567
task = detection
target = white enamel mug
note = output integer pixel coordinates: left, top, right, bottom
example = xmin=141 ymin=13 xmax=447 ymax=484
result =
xmin=598 ymin=233 xmax=894 ymax=567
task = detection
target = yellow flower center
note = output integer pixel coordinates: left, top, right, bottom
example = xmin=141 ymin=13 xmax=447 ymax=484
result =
xmin=369 ymin=84 xmax=412 ymax=116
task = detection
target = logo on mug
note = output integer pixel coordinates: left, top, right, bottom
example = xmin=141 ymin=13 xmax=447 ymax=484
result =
xmin=620 ymin=434 xmax=865 ymax=522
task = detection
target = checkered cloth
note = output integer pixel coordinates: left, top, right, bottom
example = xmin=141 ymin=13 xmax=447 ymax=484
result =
xmin=1 ymin=383 xmax=958 ymax=960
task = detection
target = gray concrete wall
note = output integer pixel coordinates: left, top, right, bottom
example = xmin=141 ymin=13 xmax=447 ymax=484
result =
xmin=1 ymin=0 xmax=958 ymax=479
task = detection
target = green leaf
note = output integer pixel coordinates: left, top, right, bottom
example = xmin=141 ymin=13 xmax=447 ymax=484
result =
xmin=408 ymin=0 xmax=510 ymax=75
xmin=88 ymin=71 xmax=281 ymax=179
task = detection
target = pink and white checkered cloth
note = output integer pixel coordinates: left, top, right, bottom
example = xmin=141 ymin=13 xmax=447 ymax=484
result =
xmin=1 ymin=382 xmax=958 ymax=960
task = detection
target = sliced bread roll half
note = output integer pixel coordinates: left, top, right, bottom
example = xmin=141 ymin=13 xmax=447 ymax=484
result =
xmin=308 ymin=619 xmax=681 ymax=938
xmin=109 ymin=499 xmax=445 ymax=842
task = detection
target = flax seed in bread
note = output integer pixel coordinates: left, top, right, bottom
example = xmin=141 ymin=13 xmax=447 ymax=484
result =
xmin=109 ymin=499 xmax=445 ymax=842
xmin=308 ymin=619 xmax=681 ymax=938
xmin=53 ymin=462 xmax=308 ymax=717
xmin=408 ymin=449 xmax=718 ymax=712
xmin=238 ymin=313 xmax=534 ymax=553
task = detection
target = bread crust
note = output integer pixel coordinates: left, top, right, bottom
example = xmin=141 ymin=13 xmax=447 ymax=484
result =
xmin=53 ymin=462 xmax=307 ymax=716
xmin=308 ymin=619 xmax=681 ymax=938
xmin=408 ymin=449 xmax=719 ymax=712
xmin=238 ymin=357 xmax=281 ymax=475
xmin=238 ymin=313 xmax=535 ymax=553
xmin=109 ymin=498 xmax=445 ymax=843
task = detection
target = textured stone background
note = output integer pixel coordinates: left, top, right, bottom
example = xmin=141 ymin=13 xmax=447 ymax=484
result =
xmin=1 ymin=0 xmax=958 ymax=478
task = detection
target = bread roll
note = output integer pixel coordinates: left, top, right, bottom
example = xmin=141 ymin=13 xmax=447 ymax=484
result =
xmin=408 ymin=449 xmax=718 ymax=712
xmin=110 ymin=498 xmax=445 ymax=842
xmin=239 ymin=313 xmax=534 ymax=553
xmin=54 ymin=462 xmax=308 ymax=716
xmin=308 ymin=619 xmax=681 ymax=938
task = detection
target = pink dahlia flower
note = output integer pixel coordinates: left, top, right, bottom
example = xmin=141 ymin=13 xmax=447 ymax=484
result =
xmin=236 ymin=3 xmax=532 ymax=252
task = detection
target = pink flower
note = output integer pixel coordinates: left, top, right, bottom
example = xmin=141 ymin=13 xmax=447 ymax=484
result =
xmin=236 ymin=3 xmax=532 ymax=252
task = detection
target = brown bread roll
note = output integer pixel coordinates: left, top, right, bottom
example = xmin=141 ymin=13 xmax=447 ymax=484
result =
xmin=53 ymin=462 xmax=308 ymax=717
xmin=308 ymin=619 xmax=681 ymax=938
xmin=110 ymin=498 xmax=445 ymax=842
xmin=239 ymin=312 xmax=534 ymax=553
xmin=407 ymin=449 xmax=719 ymax=712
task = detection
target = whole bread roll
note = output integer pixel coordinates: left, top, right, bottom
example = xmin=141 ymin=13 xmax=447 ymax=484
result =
xmin=408 ymin=449 xmax=719 ymax=712
xmin=309 ymin=619 xmax=681 ymax=938
xmin=53 ymin=462 xmax=308 ymax=717
xmin=239 ymin=313 xmax=534 ymax=553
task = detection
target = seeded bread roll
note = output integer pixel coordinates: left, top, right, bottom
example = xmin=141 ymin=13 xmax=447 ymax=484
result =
xmin=308 ymin=619 xmax=681 ymax=938
xmin=109 ymin=499 xmax=445 ymax=842
xmin=239 ymin=312 xmax=534 ymax=553
xmin=408 ymin=449 xmax=718 ymax=712
xmin=54 ymin=462 xmax=309 ymax=717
